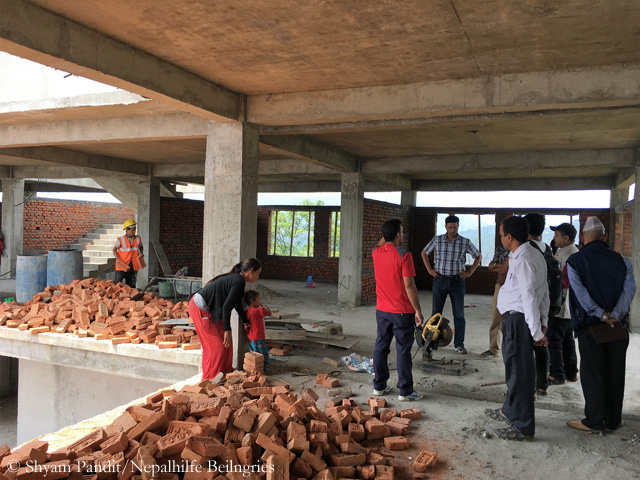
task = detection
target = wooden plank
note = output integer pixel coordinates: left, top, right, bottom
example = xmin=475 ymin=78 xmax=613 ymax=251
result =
xmin=287 ymin=337 xmax=359 ymax=349
xmin=152 ymin=241 xmax=174 ymax=276
xmin=306 ymin=332 xmax=346 ymax=341
xmin=264 ymin=329 xmax=307 ymax=341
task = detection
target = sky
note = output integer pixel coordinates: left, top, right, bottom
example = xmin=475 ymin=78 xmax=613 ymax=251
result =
xmin=29 ymin=187 xmax=628 ymax=209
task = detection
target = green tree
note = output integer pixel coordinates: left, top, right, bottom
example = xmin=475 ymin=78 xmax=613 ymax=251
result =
xmin=270 ymin=208 xmax=315 ymax=256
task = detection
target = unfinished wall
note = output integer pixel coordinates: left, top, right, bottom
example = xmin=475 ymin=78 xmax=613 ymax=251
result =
xmin=361 ymin=200 xmax=413 ymax=303
xmin=159 ymin=198 xmax=204 ymax=277
xmin=613 ymin=209 xmax=632 ymax=256
xmin=257 ymin=206 xmax=340 ymax=283
xmin=21 ymin=199 xmax=134 ymax=254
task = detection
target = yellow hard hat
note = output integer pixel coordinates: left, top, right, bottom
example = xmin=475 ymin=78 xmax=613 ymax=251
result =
xmin=123 ymin=219 xmax=137 ymax=230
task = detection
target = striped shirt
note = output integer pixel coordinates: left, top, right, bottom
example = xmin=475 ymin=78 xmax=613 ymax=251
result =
xmin=423 ymin=234 xmax=480 ymax=276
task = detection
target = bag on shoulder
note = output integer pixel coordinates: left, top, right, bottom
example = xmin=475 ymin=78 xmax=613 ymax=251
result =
xmin=529 ymin=241 xmax=563 ymax=316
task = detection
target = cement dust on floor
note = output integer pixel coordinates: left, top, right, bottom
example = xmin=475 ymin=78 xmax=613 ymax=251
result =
xmin=260 ymin=279 xmax=640 ymax=478
xmin=0 ymin=394 xmax=17 ymax=447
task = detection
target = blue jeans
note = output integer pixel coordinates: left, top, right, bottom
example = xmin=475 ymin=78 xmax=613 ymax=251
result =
xmin=431 ymin=276 xmax=466 ymax=348
xmin=373 ymin=310 xmax=415 ymax=396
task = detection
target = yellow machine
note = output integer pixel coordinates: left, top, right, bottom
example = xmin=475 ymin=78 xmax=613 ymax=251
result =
xmin=417 ymin=313 xmax=453 ymax=361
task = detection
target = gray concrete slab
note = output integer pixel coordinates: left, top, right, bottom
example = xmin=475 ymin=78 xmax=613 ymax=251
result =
xmin=257 ymin=279 xmax=640 ymax=421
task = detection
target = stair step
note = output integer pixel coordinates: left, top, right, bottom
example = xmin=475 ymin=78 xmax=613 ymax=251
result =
xmin=71 ymin=244 xmax=113 ymax=251
xmin=84 ymin=233 xmax=120 ymax=240
xmin=94 ymin=228 xmax=123 ymax=235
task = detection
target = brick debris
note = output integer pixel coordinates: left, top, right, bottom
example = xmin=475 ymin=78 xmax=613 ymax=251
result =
xmin=0 ymin=370 xmax=437 ymax=479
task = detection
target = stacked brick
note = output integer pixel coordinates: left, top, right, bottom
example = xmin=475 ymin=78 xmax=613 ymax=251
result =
xmin=0 ymin=373 xmax=430 ymax=480
xmin=0 ymin=279 xmax=199 ymax=351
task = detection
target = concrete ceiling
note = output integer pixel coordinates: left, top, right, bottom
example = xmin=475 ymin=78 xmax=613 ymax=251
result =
xmin=0 ymin=0 xmax=638 ymax=192
xmin=28 ymin=0 xmax=640 ymax=95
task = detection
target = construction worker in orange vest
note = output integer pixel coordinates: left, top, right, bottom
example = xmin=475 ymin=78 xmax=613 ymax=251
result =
xmin=113 ymin=219 xmax=145 ymax=287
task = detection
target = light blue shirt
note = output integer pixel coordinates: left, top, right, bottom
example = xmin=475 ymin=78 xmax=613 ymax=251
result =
xmin=567 ymin=255 xmax=636 ymax=321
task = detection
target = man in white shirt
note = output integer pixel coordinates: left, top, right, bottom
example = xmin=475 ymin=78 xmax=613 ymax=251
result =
xmin=485 ymin=215 xmax=549 ymax=441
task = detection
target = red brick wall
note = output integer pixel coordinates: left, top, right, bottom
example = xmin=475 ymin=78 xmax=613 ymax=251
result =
xmin=159 ymin=198 xmax=204 ymax=277
xmin=22 ymin=199 xmax=134 ymax=254
xmin=612 ymin=209 xmax=632 ymax=256
xmin=361 ymin=200 xmax=413 ymax=303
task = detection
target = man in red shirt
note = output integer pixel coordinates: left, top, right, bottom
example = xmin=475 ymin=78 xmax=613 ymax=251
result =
xmin=372 ymin=219 xmax=425 ymax=401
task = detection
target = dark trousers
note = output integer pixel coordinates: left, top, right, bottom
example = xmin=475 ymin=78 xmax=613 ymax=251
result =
xmin=534 ymin=345 xmax=549 ymax=391
xmin=501 ymin=312 xmax=536 ymax=436
xmin=577 ymin=329 xmax=629 ymax=430
xmin=373 ymin=309 xmax=415 ymax=396
xmin=114 ymin=267 xmax=137 ymax=288
xmin=431 ymin=276 xmax=466 ymax=348
xmin=548 ymin=316 xmax=578 ymax=381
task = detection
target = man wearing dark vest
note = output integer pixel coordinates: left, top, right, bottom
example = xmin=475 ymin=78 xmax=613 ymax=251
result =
xmin=566 ymin=216 xmax=636 ymax=433
xmin=113 ymin=219 xmax=145 ymax=288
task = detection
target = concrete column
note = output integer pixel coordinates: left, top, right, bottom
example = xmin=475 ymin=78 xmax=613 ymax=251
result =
xmin=203 ymin=121 xmax=259 ymax=368
xmin=609 ymin=187 xmax=628 ymax=251
xmin=400 ymin=190 xmax=417 ymax=207
xmin=136 ymin=178 xmax=161 ymax=289
xmin=1 ymin=179 xmax=25 ymax=278
xmin=630 ymin=170 xmax=640 ymax=330
xmin=338 ymin=173 xmax=364 ymax=307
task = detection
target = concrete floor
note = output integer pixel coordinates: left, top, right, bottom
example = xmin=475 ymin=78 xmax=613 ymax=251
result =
xmin=2 ymin=278 xmax=640 ymax=478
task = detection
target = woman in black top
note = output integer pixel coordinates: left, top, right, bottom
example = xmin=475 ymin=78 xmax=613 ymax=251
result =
xmin=188 ymin=258 xmax=262 ymax=379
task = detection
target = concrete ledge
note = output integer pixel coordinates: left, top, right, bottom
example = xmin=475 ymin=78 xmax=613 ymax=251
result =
xmin=0 ymin=327 xmax=201 ymax=384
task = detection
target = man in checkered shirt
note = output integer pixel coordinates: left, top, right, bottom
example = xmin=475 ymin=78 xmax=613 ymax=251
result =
xmin=421 ymin=215 xmax=482 ymax=354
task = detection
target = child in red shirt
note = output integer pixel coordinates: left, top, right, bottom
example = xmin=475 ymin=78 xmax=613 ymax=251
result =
xmin=244 ymin=290 xmax=272 ymax=371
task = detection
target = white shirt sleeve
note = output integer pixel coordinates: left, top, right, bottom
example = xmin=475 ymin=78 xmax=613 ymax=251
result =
xmin=515 ymin=255 xmax=544 ymax=341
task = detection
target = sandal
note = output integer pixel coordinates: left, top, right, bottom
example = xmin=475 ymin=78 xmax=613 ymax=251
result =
xmin=484 ymin=408 xmax=510 ymax=423
xmin=496 ymin=424 xmax=533 ymax=441
xmin=548 ymin=376 xmax=566 ymax=386
xmin=537 ymin=388 xmax=548 ymax=395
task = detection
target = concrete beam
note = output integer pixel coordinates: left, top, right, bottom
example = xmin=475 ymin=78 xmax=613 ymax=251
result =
xmin=92 ymin=177 xmax=139 ymax=211
xmin=258 ymin=159 xmax=336 ymax=176
xmin=0 ymin=147 xmax=149 ymax=176
xmin=154 ymin=163 xmax=204 ymax=180
xmin=413 ymin=177 xmax=613 ymax=191
xmin=614 ymin=168 xmax=636 ymax=189
xmin=258 ymin=181 xmax=340 ymax=193
xmin=11 ymin=166 xmax=130 ymax=179
xmin=25 ymin=178 xmax=104 ymax=193
xmin=362 ymin=149 xmax=635 ymax=175
xmin=0 ymin=90 xmax=146 ymax=115
xmin=0 ymin=0 xmax=239 ymax=121
xmin=0 ymin=113 xmax=209 ymax=148
xmin=260 ymin=135 xmax=357 ymax=173
xmin=365 ymin=173 xmax=411 ymax=191
xmin=160 ymin=181 xmax=183 ymax=199
xmin=250 ymin=63 xmax=640 ymax=127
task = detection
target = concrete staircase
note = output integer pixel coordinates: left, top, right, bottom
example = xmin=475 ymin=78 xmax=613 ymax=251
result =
xmin=70 ymin=223 xmax=122 ymax=278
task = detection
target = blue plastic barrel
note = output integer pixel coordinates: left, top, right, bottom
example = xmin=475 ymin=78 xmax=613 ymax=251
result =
xmin=16 ymin=255 xmax=48 ymax=304
xmin=47 ymin=249 xmax=83 ymax=286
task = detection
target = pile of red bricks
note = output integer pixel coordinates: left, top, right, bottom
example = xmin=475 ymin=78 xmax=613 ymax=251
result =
xmin=0 ymin=373 xmax=434 ymax=480
xmin=0 ymin=279 xmax=200 ymax=351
